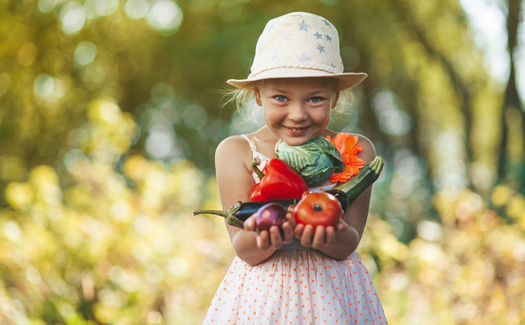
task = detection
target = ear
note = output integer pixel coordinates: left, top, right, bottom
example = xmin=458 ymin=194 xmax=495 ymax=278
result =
xmin=331 ymin=92 xmax=340 ymax=109
xmin=254 ymin=89 xmax=263 ymax=106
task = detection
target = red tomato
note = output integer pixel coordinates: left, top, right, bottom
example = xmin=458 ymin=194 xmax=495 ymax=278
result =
xmin=293 ymin=191 xmax=343 ymax=228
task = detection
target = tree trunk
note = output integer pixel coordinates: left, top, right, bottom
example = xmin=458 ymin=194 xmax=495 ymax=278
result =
xmin=498 ymin=0 xmax=524 ymax=193
xmin=388 ymin=0 xmax=475 ymax=188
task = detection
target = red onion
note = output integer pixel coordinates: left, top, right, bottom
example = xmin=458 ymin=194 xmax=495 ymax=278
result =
xmin=255 ymin=202 xmax=287 ymax=232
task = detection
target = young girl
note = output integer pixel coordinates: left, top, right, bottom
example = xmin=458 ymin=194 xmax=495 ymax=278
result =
xmin=204 ymin=12 xmax=387 ymax=324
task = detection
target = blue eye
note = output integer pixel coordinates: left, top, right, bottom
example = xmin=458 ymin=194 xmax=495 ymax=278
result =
xmin=309 ymin=97 xmax=323 ymax=103
xmin=274 ymin=95 xmax=287 ymax=102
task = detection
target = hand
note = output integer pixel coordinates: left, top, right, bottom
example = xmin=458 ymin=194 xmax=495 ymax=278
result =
xmin=294 ymin=219 xmax=348 ymax=250
xmin=243 ymin=207 xmax=296 ymax=250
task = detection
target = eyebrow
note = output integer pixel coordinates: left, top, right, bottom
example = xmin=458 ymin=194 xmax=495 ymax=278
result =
xmin=269 ymin=88 xmax=327 ymax=96
xmin=268 ymin=87 xmax=289 ymax=94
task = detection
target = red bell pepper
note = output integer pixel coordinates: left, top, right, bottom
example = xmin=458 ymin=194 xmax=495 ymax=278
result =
xmin=248 ymin=158 xmax=308 ymax=201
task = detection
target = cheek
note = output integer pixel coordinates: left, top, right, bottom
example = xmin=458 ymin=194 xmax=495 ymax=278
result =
xmin=313 ymin=107 xmax=331 ymax=124
xmin=263 ymin=107 xmax=284 ymax=123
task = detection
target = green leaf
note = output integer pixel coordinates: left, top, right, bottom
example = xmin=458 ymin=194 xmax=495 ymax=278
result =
xmin=275 ymin=139 xmax=322 ymax=171
xmin=311 ymin=137 xmax=344 ymax=164
xmin=276 ymin=136 xmax=346 ymax=186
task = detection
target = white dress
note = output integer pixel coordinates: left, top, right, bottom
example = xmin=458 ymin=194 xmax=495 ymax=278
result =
xmin=203 ymin=135 xmax=388 ymax=325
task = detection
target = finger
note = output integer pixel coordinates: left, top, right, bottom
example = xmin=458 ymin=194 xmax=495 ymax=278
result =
xmin=294 ymin=223 xmax=305 ymax=238
xmin=256 ymin=230 xmax=270 ymax=250
xmin=336 ymin=219 xmax=348 ymax=232
xmin=281 ymin=221 xmax=294 ymax=243
xmin=285 ymin=209 xmax=296 ymax=228
xmin=325 ymin=226 xmax=337 ymax=245
xmin=269 ymin=226 xmax=283 ymax=249
xmin=336 ymin=220 xmax=345 ymax=232
xmin=300 ymin=224 xmax=315 ymax=248
xmin=243 ymin=216 xmax=256 ymax=231
xmin=312 ymin=225 xmax=326 ymax=249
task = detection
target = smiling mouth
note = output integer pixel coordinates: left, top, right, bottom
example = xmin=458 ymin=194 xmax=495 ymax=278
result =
xmin=286 ymin=127 xmax=308 ymax=135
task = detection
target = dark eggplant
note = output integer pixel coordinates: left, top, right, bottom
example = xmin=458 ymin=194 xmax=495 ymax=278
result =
xmin=193 ymin=189 xmax=348 ymax=228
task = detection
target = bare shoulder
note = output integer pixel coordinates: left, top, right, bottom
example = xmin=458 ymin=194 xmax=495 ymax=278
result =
xmin=215 ymin=135 xmax=250 ymax=160
xmin=215 ymin=135 xmax=254 ymax=174
xmin=215 ymin=135 xmax=255 ymax=207
xmin=352 ymin=133 xmax=376 ymax=164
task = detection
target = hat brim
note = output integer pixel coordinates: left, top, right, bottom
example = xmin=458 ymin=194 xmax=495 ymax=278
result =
xmin=227 ymin=68 xmax=368 ymax=90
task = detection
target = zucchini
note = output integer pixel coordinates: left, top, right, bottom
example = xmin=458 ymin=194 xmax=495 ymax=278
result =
xmin=334 ymin=156 xmax=383 ymax=204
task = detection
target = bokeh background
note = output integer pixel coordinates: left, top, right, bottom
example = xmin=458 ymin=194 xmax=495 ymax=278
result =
xmin=1 ymin=0 xmax=525 ymax=324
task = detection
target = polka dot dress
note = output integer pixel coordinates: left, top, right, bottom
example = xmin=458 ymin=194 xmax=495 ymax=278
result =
xmin=203 ymin=136 xmax=388 ymax=324
xmin=204 ymin=242 xmax=387 ymax=324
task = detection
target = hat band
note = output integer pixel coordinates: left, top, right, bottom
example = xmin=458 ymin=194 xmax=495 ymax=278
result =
xmin=249 ymin=62 xmax=340 ymax=79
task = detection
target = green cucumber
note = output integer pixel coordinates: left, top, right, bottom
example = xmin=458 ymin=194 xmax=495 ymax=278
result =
xmin=333 ymin=156 xmax=384 ymax=204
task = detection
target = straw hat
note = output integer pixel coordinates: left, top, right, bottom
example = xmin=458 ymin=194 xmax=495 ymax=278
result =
xmin=227 ymin=12 xmax=367 ymax=89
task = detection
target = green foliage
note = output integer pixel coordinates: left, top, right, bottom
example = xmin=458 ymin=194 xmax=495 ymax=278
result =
xmin=1 ymin=102 xmax=234 ymax=324
xmin=360 ymin=187 xmax=525 ymax=324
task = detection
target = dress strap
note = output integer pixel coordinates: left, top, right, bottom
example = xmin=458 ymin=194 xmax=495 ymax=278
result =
xmin=241 ymin=135 xmax=269 ymax=184
xmin=241 ymin=135 xmax=257 ymax=152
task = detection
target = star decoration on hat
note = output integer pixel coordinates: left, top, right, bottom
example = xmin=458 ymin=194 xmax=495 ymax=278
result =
xmin=298 ymin=52 xmax=311 ymax=62
xmin=325 ymin=34 xmax=332 ymax=42
xmin=298 ymin=20 xmax=310 ymax=31
xmin=314 ymin=32 xmax=323 ymax=40
xmin=317 ymin=44 xmax=325 ymax=53
xmin=323 ymin=19 xmax=331 ymax=27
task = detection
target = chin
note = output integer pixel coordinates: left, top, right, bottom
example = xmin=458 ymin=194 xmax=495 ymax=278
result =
xmin=280 ymin=136 xmax=314 ymax=146
xmin=274 ymin=127 xmax=321 ymax=145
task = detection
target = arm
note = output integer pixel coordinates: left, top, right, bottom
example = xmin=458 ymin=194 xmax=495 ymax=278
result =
xmin=293 ymin=135 xmax=376 ymax=260
xmin=215 ymin=136 xmax=295 ymax=266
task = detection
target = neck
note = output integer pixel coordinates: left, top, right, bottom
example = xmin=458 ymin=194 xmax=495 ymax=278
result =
xmin=254 ymin=126 xmax=279 ymax=143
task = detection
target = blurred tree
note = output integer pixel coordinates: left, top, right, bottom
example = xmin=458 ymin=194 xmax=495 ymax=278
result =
xmin=498 ymin=0 xmax=525 ymax=193
xmin=1 ymin=0 xmax=521 ymax=195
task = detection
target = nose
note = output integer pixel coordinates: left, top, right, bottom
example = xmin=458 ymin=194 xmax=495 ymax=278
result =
xmin=288 ymin=102 xmax=308 ymax=122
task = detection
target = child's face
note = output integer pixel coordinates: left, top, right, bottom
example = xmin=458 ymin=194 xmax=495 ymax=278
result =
xmin=255 ymin=77 xmax=339 ymax=146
